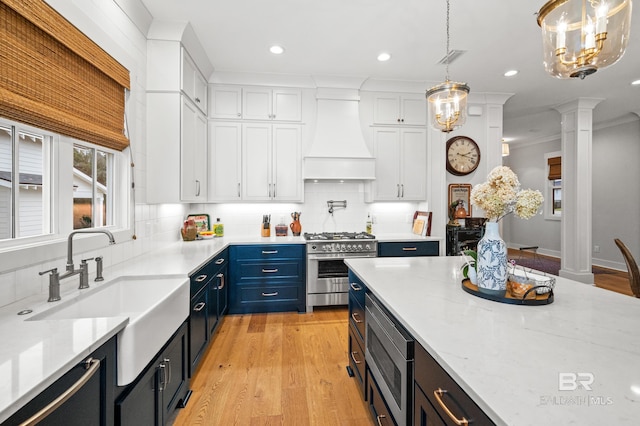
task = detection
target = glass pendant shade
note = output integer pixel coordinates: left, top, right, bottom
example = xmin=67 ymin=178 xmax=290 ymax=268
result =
xmin=537 ymin=0 xmax=632 ymax=79
xmin=502 ymin=143 xmax=510 ymax=156
xmin=426 ymin=80 xmax=470 ymax=133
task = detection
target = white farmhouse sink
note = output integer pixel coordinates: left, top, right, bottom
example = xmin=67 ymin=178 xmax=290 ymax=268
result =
xmin=28 ymin=275 xmax=189 ymax=386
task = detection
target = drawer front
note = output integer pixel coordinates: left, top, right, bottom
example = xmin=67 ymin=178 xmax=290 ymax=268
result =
xmin=348 ymin=291 xmax=366 ymax=341
xmin=348 ymin=270 xmax=367 ymax=308
xmin=191 ymin=263 xmax=217 ymax=296
xmin=233 ymin=244 xmax=304 ymax=260
xmin=366 ymin=367 xmax=396 ymax=426
xmin=348 ymin=323 xmax=366 ymax=398
xmin=212 ymin=249 xmax=228 ymax=272
xmin=236 ymin=261 xmax=302 ymax=280
xmin=378 ymin=241 xmax=439 ymax=257
xmin=189 ymin=287 xmax=209 ymax=375
xmin=415 ymin=344 xmax=495 ymax=426
xmin=238 ymin=284 xmax=300 ymax=304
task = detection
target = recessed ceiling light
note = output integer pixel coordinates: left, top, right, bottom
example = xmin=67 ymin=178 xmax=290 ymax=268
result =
xmin=504 ymin=70 xmax=518 ymax=77
xmin=269 ymin=45 xmax=284 ymax=55
xmin=632 ymin=79 xmax=640 ymax=86
xmin=377 ymin=53 xmax=391 ymax=62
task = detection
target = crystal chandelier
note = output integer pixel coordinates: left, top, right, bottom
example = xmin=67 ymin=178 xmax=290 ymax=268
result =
xmin=426 ymin=0 xmax=470 ymax=133
xmin=537 ymin=0 xmax=633 ymax=79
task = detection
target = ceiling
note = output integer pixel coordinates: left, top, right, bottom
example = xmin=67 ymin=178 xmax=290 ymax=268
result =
xmin=140 ymin=0 xmax=640 ymax=144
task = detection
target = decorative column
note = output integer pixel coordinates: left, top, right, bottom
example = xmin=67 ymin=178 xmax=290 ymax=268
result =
xmin=554 ymin=98 xmax=602 ymax=284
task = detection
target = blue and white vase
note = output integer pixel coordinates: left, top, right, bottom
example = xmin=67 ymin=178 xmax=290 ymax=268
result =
xmin=476 ymin=222 xmax=508 ymax=296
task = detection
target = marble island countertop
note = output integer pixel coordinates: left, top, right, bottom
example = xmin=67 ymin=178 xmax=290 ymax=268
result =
xmin=345 ymin=256 xmax=640 ymax=426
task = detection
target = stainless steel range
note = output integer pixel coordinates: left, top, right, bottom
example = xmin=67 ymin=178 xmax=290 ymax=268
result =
xmin=304 ymin=232 xmax=377 ymax=312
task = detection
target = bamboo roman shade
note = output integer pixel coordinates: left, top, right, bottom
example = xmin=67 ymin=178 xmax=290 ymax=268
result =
xmin=0 ymin=0 xmax=130 ymax=151
xmin=547 ymin=156 xmax=561 ymax=180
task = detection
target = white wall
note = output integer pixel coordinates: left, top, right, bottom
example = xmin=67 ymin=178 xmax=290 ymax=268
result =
xmin=503 ymin=116 xmax=640 ymax=271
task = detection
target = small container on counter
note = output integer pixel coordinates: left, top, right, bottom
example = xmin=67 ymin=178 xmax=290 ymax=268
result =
xmin=275 ymin=216 xmax=288 ymax=236
xmin=261 ymin=214 xmax=271 ymax=237
xmin=213 ymin=217 xmax=224 ymax=237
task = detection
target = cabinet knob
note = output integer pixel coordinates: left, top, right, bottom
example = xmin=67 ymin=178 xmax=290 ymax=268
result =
xmin=195 ymin=97 xmax=200 ymax=103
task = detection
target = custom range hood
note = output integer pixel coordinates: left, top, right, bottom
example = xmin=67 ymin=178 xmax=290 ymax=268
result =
xmin=304 ymin=86 xmax=375 ymax=180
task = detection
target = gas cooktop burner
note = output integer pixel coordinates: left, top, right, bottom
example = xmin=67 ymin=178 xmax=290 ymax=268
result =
xmin=303 ymin=232 xmax=375 ymax=241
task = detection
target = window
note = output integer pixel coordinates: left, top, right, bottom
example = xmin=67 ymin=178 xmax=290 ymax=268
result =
xmin=0 ymin=118 xmax=118 ymax=242
xmin=0 ymin=123 xmax=52 ymax=239
xmin=545 ymin=152 xmax=562 ymax=220
xmin=73 ymin=145 xmax=114 ymax=229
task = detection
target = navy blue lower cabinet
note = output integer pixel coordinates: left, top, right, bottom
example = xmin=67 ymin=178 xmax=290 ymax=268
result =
xmin=3 ymin=336 xmax=116 ymax=426
xmin=116 ymin=321 xmax=190 ymax=426
xmin=366 ymin=367 xmax=396 ymax=426
xmin=414 ymin=382 xmax=446 ymax=426
xmin=347 ymin=270 xmax=367 ymax=398
xmin=229 ymin=244 xmax=306 ymax=314
xmin=378 ymin=241 xmax=439 ymax=257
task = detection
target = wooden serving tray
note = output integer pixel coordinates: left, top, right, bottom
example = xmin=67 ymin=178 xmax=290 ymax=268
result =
xmin=461 ymin=279 xmax=554 ymax=305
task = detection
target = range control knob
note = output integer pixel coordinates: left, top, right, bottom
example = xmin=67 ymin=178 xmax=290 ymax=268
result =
xmin=357 ymin=244 xmax=363 ymax=251
xmin=341 ymin=244 xmax=346 ymax=251
xmin=346 ymin=244 xmax=352 ymax=251
xmin=365 ymin=244 xmax=371 ymax=251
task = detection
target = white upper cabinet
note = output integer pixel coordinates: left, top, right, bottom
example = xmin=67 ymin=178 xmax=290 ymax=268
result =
xmin=369 ymin=127 xmax=427 ymax=201
xmin=180 ymin=97 xmax=208 ymax=202
xmin=242 ymin=87 xmax=301 ymax=121
xmin=373 ymin=93 xmax=426 ymax=126
xmin=242 ymin=123 xmax=302 ymax=201
xmin=182 ymin=50 xmax=208 ymax=114
xmin=209 ymin=122 xmax=242 ymax=201
xmin=209 ymin=86 xmax=242 ymax=119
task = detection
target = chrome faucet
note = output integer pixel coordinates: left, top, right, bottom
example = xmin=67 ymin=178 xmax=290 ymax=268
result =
xmin=39 ymin=229 xmax=115 ymax=301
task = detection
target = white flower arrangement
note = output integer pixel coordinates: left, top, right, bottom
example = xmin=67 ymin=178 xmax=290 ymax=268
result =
xmin=470 ymin=166 xmax=543 ymax=222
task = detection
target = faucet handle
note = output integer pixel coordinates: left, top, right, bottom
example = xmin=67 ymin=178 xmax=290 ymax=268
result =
xmin=95 ymin=256 xmax=104 ymax=282
xmin=81 ymin=257 xmax=94 ymax=264
xmin=39 ymin=267 xmax=58 ymax=276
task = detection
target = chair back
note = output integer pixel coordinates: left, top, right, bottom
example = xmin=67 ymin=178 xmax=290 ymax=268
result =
xmin=614 ymin=238 xmax=640 ymax=298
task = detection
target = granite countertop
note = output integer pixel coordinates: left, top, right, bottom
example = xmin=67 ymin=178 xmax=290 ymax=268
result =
xmin=345 ymin=256 xmax=640 ymax=425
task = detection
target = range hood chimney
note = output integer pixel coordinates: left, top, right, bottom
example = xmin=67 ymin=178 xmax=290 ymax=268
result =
xmin=304 ymin=86 xmax=375 ymax=180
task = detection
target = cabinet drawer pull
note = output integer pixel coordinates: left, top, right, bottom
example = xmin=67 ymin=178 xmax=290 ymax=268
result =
xmin=261 ymin=291 xmax=279 ymax=297
xmin=433 ymin=388 xmax=469 ymax=426
xmin=350 ymin=351 xmax=362 ymax=365
xmin=376 ymin=414 xmax=387 ymax=426
xmin=215 ymin=258 xmax=225 ymax=265
xmin=262 ymin=250 xmax=278 ymax=254
xmin=351 ymin=312 xmax=362 ymax=324
xmin=21 ymin=357 xmax=101 ymax=426
xmin=158 ymin=363 xmax=166 ymax=391
xmin=195 ymin=180 xmax=201 ymax=196
xmin=193 ymin=302 xmax=206 ymax=312
xmin=195 ymin=274 xmax=208 ymax=282
xmin=402 ymin=247 xmax=417 ymax=251
xmin=262 ymin=268 xmax=279 ymax=273
xmin=350 ymin=283 xmax=362 ymax=291
xmin=163 ymin=358 xmax=171 ymax=388
xmin=217 ymin=273 xmax=225 ymax=289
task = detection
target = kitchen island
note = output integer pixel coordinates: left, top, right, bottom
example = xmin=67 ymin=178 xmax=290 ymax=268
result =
xmin=345 ymin=256 xmax=640 ymax=425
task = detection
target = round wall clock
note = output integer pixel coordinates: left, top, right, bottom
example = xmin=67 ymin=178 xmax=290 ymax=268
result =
xmin=446 ymin=136 xmax=480 ymax=176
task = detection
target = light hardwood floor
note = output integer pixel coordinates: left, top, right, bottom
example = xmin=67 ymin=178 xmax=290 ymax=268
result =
xmin=172 ymin=308 xmax=370 ymax=426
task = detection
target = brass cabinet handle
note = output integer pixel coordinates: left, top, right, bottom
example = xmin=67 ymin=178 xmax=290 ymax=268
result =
xmin=351 ymin=312 xmax=362 ymax=324
xmin=262 ymin=268 xmax=278 ymax=273
xmin=193 ymin=302 xmax=206 ymax=312
xmin=350 ymin=351 xmax=362 ymax=365
xmin=433 ymin=388 xmax=469 ymax=426
xmin=376 ymin=414 xmax=386 ymax=426
xmin=261 ymin=292 xmax=279 ymax=297
xmin=20 ymin=358 xmax=101 ymax=426
xmin=350 ymin=282 xmax=362 ymax=291
xmin=402 ymin=247 xmax=417 ymax=251
xmin=195 ymin=274 xmax=208 ymax=282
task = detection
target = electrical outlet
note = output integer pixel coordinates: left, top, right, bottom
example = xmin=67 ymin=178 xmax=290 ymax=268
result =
xmin=594 ymin=245 xmax=600 ymax=253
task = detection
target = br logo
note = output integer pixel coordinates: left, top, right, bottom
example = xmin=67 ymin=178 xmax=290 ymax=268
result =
xmin=558 ymin=373 xmax=594 ymax=391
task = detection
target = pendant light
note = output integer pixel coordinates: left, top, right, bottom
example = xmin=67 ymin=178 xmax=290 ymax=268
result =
xmin=537 ymin=0 xmax=633 ymax=79
xmin=426 ymin=0 xmax=470 ymax=133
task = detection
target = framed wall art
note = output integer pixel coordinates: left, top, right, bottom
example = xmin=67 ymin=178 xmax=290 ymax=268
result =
xmin=448 ymin=184 xmax=472 ymax=218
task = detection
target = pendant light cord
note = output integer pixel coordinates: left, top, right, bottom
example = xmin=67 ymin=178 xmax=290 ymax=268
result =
xmin=445 ymin=0 xmax=450 ymax=81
